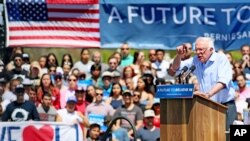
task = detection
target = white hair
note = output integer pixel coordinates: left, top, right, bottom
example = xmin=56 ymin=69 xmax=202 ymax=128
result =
xmin=195 ymin=37 xmax=215 ymax=50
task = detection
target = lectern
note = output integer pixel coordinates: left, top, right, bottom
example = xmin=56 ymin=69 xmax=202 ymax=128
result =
xmin=160 ymin=94 xmax=227 ymax=141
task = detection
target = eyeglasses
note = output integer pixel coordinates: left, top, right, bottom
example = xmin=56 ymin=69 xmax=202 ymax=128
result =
xmin=96 ymin=93 xmax=103 ymax=96
xmin=121 ymin=48 xmax=129 ymax=50
xmin=68 ymin=79 xmax=77 ymax=82
xmin=195 ymin=48 xmax=208 ymax=54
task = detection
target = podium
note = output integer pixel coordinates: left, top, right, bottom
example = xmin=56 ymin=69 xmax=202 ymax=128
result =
xmin=160 ymin=94 xmax=227 ymax=141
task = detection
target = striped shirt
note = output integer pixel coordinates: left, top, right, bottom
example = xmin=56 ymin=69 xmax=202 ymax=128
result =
xmin=179 ymin=52 xmax=235 ymax=103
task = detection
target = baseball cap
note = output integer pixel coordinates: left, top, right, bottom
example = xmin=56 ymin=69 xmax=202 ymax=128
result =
xmin=22 ymin=53 xmax=29 ymax=58
xmin=67 ymin=96 xmax=77 ymax=103
xmin=15 ymin=84 xmax=25 ymax=93
xmin=0 ymin=77 xmax=6 ymax=83
xmin=75 ymin=86 xmax=86 ymax=92
xmin=122 ymin=90 xmax=133 ymax=97
xmin=102 ymin=71 xmax=113 ymax=78
xmin=112 ymin=70 xmax=121 ymax=77
xmin=144 ymin=109 xmax=155 ymax=118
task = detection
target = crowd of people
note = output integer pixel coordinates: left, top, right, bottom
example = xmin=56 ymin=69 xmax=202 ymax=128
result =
xmin=0 ymin=37 xmax=250 ymax=141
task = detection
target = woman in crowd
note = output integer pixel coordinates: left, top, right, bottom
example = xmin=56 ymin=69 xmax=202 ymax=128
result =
xmin=106 ymin=82 xmax=123 ymax=109
xmin=37 ymin=73 xmax=61 ymax=109
xmin=45 ymin=53 xmax=63 ymax=74
xmin=61 ymin=53 xmax=74 ymax=70
xmin=135 ymin=77 xmax=154 ymax=110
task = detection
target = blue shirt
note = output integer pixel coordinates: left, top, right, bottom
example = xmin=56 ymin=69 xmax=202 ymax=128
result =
xmin=178 ymin=52 xmax=235 ymax=103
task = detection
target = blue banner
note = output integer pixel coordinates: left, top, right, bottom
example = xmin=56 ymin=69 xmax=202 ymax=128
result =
xmin=156 ymin=84 xmax=194 ymax=99
xmin=100 ymin=0 xmax=250 ymax=50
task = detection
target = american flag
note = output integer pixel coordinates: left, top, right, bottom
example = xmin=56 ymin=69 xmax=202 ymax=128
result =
xmin=5 ymin=0 xmax=100 ymax=48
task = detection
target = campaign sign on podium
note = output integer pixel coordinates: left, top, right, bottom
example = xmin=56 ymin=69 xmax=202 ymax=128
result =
xmin=156 ymin=84 xmax=194 ymax=98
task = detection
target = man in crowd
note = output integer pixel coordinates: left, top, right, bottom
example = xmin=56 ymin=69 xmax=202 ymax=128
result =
xmin=120 ymin=43 xmax=134 ymax=67
xmin=1 ymin=84 xmax=40 ymax=121
xmin=37 ymin=92 xmax=58 ymax=121
xmin=137 ymin=109 xmax=160 ymax=141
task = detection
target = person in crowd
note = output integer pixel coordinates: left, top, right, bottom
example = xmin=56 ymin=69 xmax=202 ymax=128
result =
xmin=169 ymin=37 xmax=237 ymax=131
xmin=6 ymin=47 xmax=23 ymax=71
xmin=61 ymin=53 xmax=74 ymax=70
xmin=112 ymin=70 xmax=126 ymax=88
xmin=85 ymin=87 xmax=114 ymax=118
xmin=72 ymin=49 xmax=94 ymax=79
xmin=88 ymin=64 xmax=102 ymax=87
xmin=122 ymin=66 xmax=136 ymax=81
xmin=152 ymin=99 xmax=160 ymax=128
xmin=120 ymin=43 xmax=134 ymax=67
xmin=103 ymin=115 xmax=129 ymax=141
xmin=62 ymin=62 xmax=71 ymax=86
xmin=152 ymin=49 xmax=170 ymax=79
xmin=75 ymin=86 xmax=88 ymax=114
xmin=57 ymin=96 xmax=90 ymax=128
xmin=87 ymin=123 xmax=101 ymax=141
xmin=39 ymin=55 xmax=48 ymax=75
xmin=111 ymin=51 xmax=123 ymax=67
xmin=45 ymin=53 xmax=63 ymax=74
xmin=99 ymin=71 xmax=113 ymax=100
xmin=60 ymin=74 xmax=78 ymax=108
xmin=2 ymin=84 xmax=40 ymax=121
xmin=37 ymin=92 xmax=58 ymax=121
xmin=0 ymin=78 xmax=10 ymax=120
xmin=21 ymin=53 xmax=31 ymax=72
xmin=91 ymin=50 xmax=108 ymax=73
xmin=240 ymin=44 xmax=250 ymax=57
xmin=137 ymin=109 xmax=160 ymax=141
xmin=27 ymin=85 xmax=39 ymax=107
xmin=135 ymin=77 xmax=154 ymax=110
xmin=6 ymin=53 xmax=28 ymax=81
xmin=113 ymin=90 xmax=143 ymax=138
xmin=54 ymin=73 xmax=67 ymax=94
xmin=125 ymin=78 xmax=135 ymax=92
xmin=71 ymin=68 xmax=80 ymax=78
xmin=148 ymin=49 xmax=157 ymax=63
xmin=181 ymin=42 xmax=193 ymax=61
xmin=106 ymin=82 xmax=123 ymax=110
xmin=236 ymin=73 xmax=250 ymax=100
xmin=131 ymin=51 xmax=145 ymax=75
xmin=86 ymin=85 xmax=96 ymax=104
xmin=107 ymin=57 xmax=123 ymax=73
xmin=2 ymin=78 xmax=29 ymax=102
xmin=28 ymin=61 xmax=42 ymax=86
xmin=132 ymin=90 xmax=145 ymax=112
xmin=37 ymin=73 xmax=61 ymax=109
xmin=142 ymin=71 xmax=156 ymax=95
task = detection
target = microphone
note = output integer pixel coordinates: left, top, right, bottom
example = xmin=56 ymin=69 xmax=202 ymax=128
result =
xmin=183 ymin=65 xmax=196 ymax=80
xmin=178 ymin=66 xmax=188 ymax=84
xmin=178 ymin=66 xmax=188 ymax=77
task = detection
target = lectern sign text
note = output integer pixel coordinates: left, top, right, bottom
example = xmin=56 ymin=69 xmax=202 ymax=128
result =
xmin=156 ymin=84 xmax=194 ymax=98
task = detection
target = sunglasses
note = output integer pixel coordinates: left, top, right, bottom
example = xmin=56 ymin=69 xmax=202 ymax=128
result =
xmin=133 ymin=95 xmax=140 ymax=98
xmin=121 ymin=48 xmax=129 ymax=50
xmin=68 ymin=79 xmax=77 ymax=82
xmin=96 ymin=93 xmax=103 ymax=96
